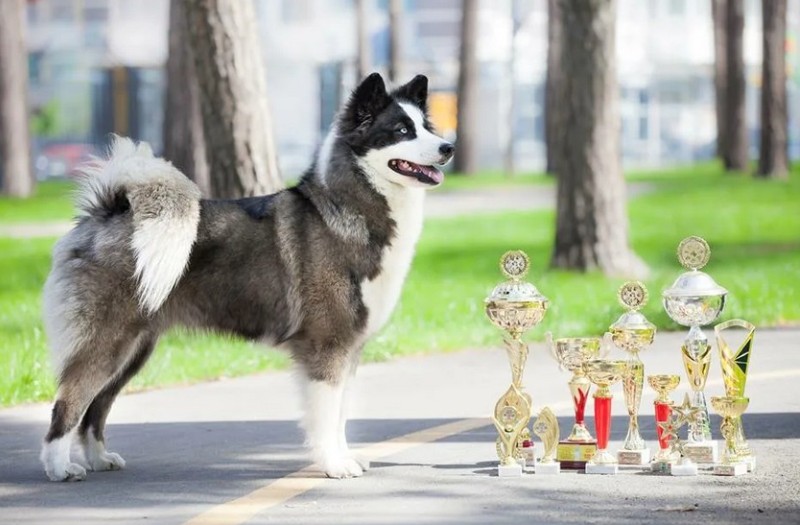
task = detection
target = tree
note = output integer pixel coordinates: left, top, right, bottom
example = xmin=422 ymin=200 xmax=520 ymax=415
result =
xmin=0 ymin=0 xmax=33 ymax=197
xmin=711 ymin=0 xmax=727 ymax=160
xmin=356 ymin=0 xmax=372 ymax=81
xmin=454 ymin=0 xmax=479 ymax=175
xmin=757 ymin=0 xmax=788 ymax=179
xmin=164 ymin=0 xmax=210 ymax=196
xmin=551 ymin=0 xmax=644 ymax=276
xmin=388 ymin=0 xmax=403 ymax=83
xmin=544 ymin=0 xmax=563 ymax=175
xmin=184 ymin=0 xmax=282 ymax=198
xmin=724 ymin=0 xmax=747 ymax=171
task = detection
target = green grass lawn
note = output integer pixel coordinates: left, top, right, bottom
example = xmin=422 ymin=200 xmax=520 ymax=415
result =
xmin=1 ymin=164 xmax=798 ymax=406
xmin=0 ymin=180 xmax=75 ymax=223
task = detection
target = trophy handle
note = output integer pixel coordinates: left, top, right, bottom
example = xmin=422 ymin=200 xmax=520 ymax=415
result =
xmin=600 ymin=332 xmax=613 ymax=357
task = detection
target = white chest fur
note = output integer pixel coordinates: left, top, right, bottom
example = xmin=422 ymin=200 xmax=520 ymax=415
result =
xmin=360 ymin=188 xmax=425 ymax=338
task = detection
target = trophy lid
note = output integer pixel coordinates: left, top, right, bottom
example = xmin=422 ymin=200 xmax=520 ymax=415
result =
xmin=485 ymin=250 xmax=549 ymax=305
xmin=663 ymin=236 xmax=728 ymax=298
xmin=610 ymin=281 xmax=656 ymax=331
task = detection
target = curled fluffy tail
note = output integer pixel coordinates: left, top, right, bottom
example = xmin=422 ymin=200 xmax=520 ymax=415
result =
xmin=76 ymin=136 xmax=201 ymax=314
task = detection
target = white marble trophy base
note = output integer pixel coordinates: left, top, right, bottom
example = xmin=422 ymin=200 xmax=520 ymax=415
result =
xmin=670 ymin=462 xmax=699 ymax=476
xmin=683 ymin=441 xmax=719 ymax=464
xmin=498 ymin=462 xmax=523 ymax=477
xmin=585 ymin=463 xmax=619 ymax=475
xmin=535 ymin=462 xmax=560 ymax=475
xmin=714 ymin=462 xmax=748 ymax=476
xmin=743 ymin=456 xmax=757 ymax=472
xmin=617 ymin=448 xmax=651 ymax=466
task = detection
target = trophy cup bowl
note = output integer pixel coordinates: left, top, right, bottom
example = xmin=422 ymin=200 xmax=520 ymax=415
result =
xmin=648 ymin=374 xmax=680 ymax=469
xmin=584 ymin=359 xmax=627 ymax=474
xmin=648 ymin=374 xmax=681 ymax=403
xmin=710 ymin=396 xmax=750 ymax=476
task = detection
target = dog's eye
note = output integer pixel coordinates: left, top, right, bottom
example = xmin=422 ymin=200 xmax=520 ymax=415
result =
xmin=397 ymin=127 xmax=408 ymax=135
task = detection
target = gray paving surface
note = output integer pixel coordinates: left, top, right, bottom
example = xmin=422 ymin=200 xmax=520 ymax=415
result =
xmin=1 ymin=329 xmax=799 ymax=524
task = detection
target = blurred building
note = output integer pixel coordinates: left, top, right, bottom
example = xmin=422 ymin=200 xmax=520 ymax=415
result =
xmin=23 ymin=0 xmax=800 ymax=178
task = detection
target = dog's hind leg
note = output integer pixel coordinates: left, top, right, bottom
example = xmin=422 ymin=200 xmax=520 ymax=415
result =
xmin=76 ymin=333 xmax=158 ymax=472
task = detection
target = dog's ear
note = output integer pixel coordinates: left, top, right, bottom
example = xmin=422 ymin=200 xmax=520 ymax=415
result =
xmin=341 ymin=72 xmax=391 ymax=133
xmin=393 ymin=75 xmax=428 ymax=110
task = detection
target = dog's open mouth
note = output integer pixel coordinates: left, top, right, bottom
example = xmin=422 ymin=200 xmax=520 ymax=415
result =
xmin=388 ymin=159 xmax=443 ymax=185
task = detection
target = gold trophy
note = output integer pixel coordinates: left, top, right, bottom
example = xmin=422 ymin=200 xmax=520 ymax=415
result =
xmin=584 ymin=359 xmax=628 ymax=475
xmin=546 ymin=334 xmax=609 ymax=469
xmin=715 ymin=319 xmax=756 ymax=472
xmin=663 ymin=236 xmax=727 ymax=464
xmin=532 ymin=407 xmax=560 ymax=475
xmin=485 ymin=250 xmax=549 ymax=477
xmin=609 ymin=281 xmax=656 ymax=466
xmin=648 ymin=374 xmax=680 ymax=473
xmin=710 ymin=396 xmax=750 ymax=476
xmin=663 ymin=393 xmax=704 ymax=476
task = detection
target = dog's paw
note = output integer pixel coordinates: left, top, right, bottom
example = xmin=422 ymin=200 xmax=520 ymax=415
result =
xmin=322 ymin=457 xmax=364 ymax=479
xmin=46 ymin=462 xmax=87 ymax=482
xmin=88 ymin=451 xmax=126 ymax=472
xmin=351 ymin=454 xmax=370 ymax=472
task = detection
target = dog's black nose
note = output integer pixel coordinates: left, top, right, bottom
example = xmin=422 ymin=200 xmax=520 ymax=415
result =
xmin=439 ymin=142 xmax=455 ymax=158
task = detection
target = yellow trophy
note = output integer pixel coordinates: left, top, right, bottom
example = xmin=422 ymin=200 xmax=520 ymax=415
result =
xmin=532 ymin=407 xmax=561 ymax=475
xmin=710 ymin=396 xmax=750 ymax=476
xmin=648 ymin=374 xmax=680 ymax=473
xmin=485 ymin=251 xmax=549 ymax=477
xmin=715 ymin=319 xmax=756 ymax=471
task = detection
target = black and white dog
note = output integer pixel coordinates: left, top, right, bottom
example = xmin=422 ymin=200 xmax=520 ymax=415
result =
xmin=40 ymin=73 xmax=454 ymax=481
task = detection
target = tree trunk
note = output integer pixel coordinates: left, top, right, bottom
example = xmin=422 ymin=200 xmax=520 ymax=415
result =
xmin=164 ymin=0 xmax=210 ymax=196
xmin=757 ymin=0 xmax=788 ymax=179
xmin=711 ymin=0 xmax=727 ymax=160
xmin=551 ymin=0 xmax=644 ymax=277
xmin=388 ymin=0 xmax=403 ymax=83
xmin=454 ymin=0 xmax=479 ymax=175
xmin=184 ymin=0 xmax=282 ymax=199
xmin=356 ymin=0 xmax=372 ymax=81
xmin=545 ymin=0 xmax=563 ymax=176
xmin=724 ymin=0 xmax=747 ymax=171
xmin=0 ymin=0 xmax=33 ymax=197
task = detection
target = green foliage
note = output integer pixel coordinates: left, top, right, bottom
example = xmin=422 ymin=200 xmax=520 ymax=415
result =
xmin=30 ymin=100 xmax=61 ymax=137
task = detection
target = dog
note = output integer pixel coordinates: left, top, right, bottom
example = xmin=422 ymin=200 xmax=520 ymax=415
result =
xmin=39 ymin=73 xmax=454 ymax=481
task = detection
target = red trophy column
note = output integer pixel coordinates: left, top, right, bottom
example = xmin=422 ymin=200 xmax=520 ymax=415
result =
xmin=594 ymin=395 xmax=612 ymax=451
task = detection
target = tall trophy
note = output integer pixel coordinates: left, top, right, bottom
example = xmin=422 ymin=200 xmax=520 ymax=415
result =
xmin=663 ymin=236 xmax=727 ymax=464
xmin=648 ymin=374 xmax=680 ymax=473
xmin=609 ymin=281 xmax=656 ymax=466
xmin=532 ymin=407 xmax=561 ymax=475
xmin=485 ymin=250 xmax=549 ymax=477
xmin=715 ymin=319 xmax=756 ymax=471
xmin=710 ymin=396 xmax=750 ymax=476
xmin=546 ymin=334 xmax=608 ymax=469
xmin=584 ymin=359 xmax=628 ymax=475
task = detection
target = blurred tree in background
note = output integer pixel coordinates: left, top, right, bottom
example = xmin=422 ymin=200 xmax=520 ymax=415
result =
xmin=164 ymin=0 xmax=210 ymax=197
xmin=388 ymin=0 xmax=404 ymax=83
xmin=184 ymin=0 xmax=282 ymax=198
xmin=551 ymin=0 xmax=644 ymax=277
xmin=0 ymin=0 xmax=33 ymax=197
xmin=758 ymin=0 xmax=788 ymax=179
xmin=454 ymin=0 xmax=479 ymax=175
xmin=357 ymin=0 xmax=372 ymax=82
xmin=723 ymin=0 xmax=747 ymax=171
xmin=545 ymin=0 xmax=563 ymax=177
xmin=711 ymin=0 xmax=727 ymax=161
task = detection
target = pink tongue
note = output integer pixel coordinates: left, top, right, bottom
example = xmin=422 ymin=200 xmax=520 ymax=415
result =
xmin=419 ymin=165 xmax=443 ymax=184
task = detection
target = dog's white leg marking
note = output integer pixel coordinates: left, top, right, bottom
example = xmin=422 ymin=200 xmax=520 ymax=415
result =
xmin=301 ymin=376 xmax=363 ymax=479
xmin=40 ymin=430 xmax=86 ymax=482
xmin=81 ymin=433 xmax=126 ymax=472
xmin=338 ymin=369 xmax=370 ymax=472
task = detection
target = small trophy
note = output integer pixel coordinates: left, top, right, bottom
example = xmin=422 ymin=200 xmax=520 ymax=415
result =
xmin=663 ymin=236 xmax=727 ymax=464
xmin=710 ymin=396 xmax=750 ymax=476
xmin=648 ymin=374 xmax=680 ymax=473
xmin=532 ymin=407 xmax=561 ymax=475
xmin=715 ymin=319 xmax=756 ymax=471
xmin=609 ymin=281 xmax=656 ymax=466
xmin=663 ymin=393 xmax=704 ymax=476
xmin=546 ymin=334 xmax=608 ymax=469
xmin=485 ymin=251 xmax=549 ymax=477
xmin=584 ymin=359 xmax=628 ymax=475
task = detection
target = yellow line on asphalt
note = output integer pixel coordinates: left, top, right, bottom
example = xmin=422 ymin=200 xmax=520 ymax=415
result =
xmin=183 ymin=418 xmax=490 ymax=525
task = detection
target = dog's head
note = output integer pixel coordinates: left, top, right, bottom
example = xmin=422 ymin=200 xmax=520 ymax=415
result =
xmin=337 ymin=73 xmax=454 ymax=189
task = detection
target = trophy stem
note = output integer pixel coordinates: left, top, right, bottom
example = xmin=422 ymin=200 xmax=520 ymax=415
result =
xmin=567 ymin=372 xmax=593 ymax=441
xmin=503 ymin=334 xmax=528 ymax=387
xmin=720 ymin=416 xmax=739 ymax=463
xmin=593 ymin=395 xmax=612 ymax=452
xmin=654 ymin=401 xmax=673 ymax=461
xmin=682 ymin=326 xmax=713 ymax=442
xmin=621 ymin=356 xmax=645 ymax=450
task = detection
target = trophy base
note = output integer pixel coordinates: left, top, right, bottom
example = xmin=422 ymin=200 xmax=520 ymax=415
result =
xmin=742 ymin=455 xmax=756 ymax=472
xmin=650 ymin=460 xmax=673 ymax=474
xmin=670 ymin=462 xmax=699 ymax=476
xmin=522 ymin=444 xmax=537 ymax=469
xmin=683 ymin=441 xmax=719 ymax=464
xmin=585 ymin=463 xmax=619 ymax=475
xmin=498 ymin=462 xmax=523 ymax=477
xmin=556 ymin=441 xmax=597 ymax=470
xmin=534 ymin=461 xmax=561 ymax=475
xmin=714 ymin=462 xmax=748 ymax=476
xmin=617 ymin=448 xmax=651 ymax=466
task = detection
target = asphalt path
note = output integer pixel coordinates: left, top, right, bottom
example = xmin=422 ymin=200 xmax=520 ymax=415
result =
xmin=1 ymin=329 xmax=799 ymax=524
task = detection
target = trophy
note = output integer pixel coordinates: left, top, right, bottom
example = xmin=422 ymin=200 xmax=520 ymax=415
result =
xmin=663 ymin=236 xmax=727 ymax=464
xmin=532 ymin=407 xmax=560 ymax=475
xmin=710 ymin=396 xmax=750 ymax=476
xmin=546 ymin=334 xmax=608 ymax=469
xmin=661 ymin=393 xmax=704 ymax=476
xmin=609 ymin=281 xmax=656 ymax=466
xmin=485 ymin=250 xmax=549 ymax=477
xmin=715 ymin=319 xmax=756 ymax=471
xmin=584 ymin=359 xmax=628 ymax=475
xmin=647 ymin=374 xmax=680 ymax=473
